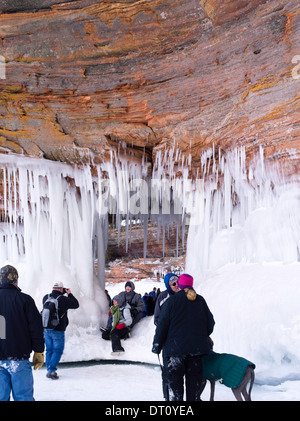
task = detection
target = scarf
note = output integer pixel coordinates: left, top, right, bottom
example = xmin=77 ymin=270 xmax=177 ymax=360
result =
xmin=110 ymin=304 xmax=120 ymax=331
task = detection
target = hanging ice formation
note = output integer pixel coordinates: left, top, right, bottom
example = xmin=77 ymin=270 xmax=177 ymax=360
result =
xmin=0 ymin=144 xmax=299 ymax=310
xmin=0 ymin=147 xmax=193 ymax=305
xmin=0 ymin=155 xmax=99 ymax=302
xmin=186 ymin=146 xmax=300 ymax=276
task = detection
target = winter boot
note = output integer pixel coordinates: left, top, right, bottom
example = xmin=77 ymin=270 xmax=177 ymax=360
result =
xmin=46 ymin=372 xmax=59 ymax=380
xmin=111 ymin=346 xmax=125 ymax=356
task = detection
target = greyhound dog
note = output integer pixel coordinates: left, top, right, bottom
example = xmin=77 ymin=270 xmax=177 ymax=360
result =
xmin=200 ymin=365 xmax=255 ymax=401
xmin=200 ymin=351 xmax=255 ymax=401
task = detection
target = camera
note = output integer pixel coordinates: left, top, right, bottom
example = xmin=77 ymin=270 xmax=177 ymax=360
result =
xmin=63 ymin=288 xmax=68 ymax=294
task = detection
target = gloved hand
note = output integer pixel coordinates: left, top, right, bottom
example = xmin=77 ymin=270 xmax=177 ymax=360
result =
xmin=32 ymin=352 xmax=44 ymax=370
xmin=152 ymin=343 xmax=161 ymax=355
xmin=116 ymin=323 xmax=125 ymax=330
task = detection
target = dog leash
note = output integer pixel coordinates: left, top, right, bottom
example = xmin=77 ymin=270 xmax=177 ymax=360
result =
xmin=157 ymin=354 xmax=163 ymax=370
xmin=157 ymin=354 xmax=170 ymax=401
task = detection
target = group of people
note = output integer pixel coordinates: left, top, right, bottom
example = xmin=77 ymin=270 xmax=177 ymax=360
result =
xmin=143 ymin=287 xmax=160 ymax=316
xmin=101 ymin=281 xmax=145 ymax=355
xmin=0 ymin=264 xmax=79 ymax=400
xmin=100 ymin=278 xmax=175 ymax=355
xmin=0 ymin=263 xmax=215 ymax=402
xmin=102 ymin=272 xmax=215 ymax=401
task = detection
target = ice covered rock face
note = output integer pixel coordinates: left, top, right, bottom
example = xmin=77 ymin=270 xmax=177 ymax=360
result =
xmin=0 ymin=145 xmax=299 ymax=288
xmin=0 ymin=1 xmax=299 ymax=339
xmin=0 ymin=0 xmax=299 ymax=172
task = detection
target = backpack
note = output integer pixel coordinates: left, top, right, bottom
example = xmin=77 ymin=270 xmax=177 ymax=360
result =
xmin=41 ymin=295 xmax=62 ymax=329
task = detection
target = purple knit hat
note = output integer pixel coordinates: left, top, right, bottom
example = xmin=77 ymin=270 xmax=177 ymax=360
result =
xmin=177 ymin=273 xmax=193 ymax=289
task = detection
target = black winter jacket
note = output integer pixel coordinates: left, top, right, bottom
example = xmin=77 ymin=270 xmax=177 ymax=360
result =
xmin=154 ymin=289 xmax=172 ymax=326
xmin=0 ymin=283 xmax=44 ymax=360
xmin=152 ymin=289 xmax=215 ymax=358
xmin=42 ymin=290 xmax=79 ymax=331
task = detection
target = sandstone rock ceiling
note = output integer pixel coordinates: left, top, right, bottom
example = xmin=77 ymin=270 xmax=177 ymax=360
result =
xmin=0 ymin=0 xmax=299 ymax=175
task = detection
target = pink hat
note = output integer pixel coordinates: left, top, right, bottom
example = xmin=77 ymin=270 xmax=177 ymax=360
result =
xmin=177 ymin=273 xmax=193 ymax=289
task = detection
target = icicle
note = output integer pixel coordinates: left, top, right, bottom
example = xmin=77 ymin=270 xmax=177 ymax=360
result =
xmin=186 ymin=145 xmax=300 ymax=275
xmin=0 ymin=142 xmax=298 ymax=335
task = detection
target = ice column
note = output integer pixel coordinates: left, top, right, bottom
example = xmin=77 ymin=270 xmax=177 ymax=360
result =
xmin=186 ymin=146 xmax=300 ymax=276
xmin=0 ymin=155 xmax=106 ymax=329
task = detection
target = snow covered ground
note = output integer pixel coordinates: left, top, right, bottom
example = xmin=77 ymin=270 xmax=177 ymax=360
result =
xmin=30 ymin=262 xmax=300 ymax=402
xmin=2 ymin=147 xmax=300 ymax=402
xmin=32 ymin=359 xmax=300 ymax=401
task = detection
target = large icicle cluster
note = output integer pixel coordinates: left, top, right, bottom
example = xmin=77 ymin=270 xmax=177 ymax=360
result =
xmin=186 ymin=146 xmax=300 ymax=276
xmin=0 ymin=145 xmax=299 ymax=333
xmin=0 ymin=155 xmax=97 ymax=298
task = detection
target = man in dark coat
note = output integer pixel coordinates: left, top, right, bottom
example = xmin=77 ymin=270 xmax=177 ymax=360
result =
xmin=0 ymin=265 xmax=44 ymax=401
xmin=43 ymin=281 xmax=79 ymax=379
xmin=152 ymin=273 xmax=215 ymax=401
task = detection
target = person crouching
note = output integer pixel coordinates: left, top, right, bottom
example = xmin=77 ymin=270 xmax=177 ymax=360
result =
xmin=102 ymin=297 xmax=132 ymax=356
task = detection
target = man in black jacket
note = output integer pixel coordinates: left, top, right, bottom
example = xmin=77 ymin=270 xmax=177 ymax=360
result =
xmin=43 ymin=281 xmax=79 ymax=379
xmin=152 ymin=273 xmax=215 ymax=401
xmin=0 ymin=265 xmax=44 ymax=401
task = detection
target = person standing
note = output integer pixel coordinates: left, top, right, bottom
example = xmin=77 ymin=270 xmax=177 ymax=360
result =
xmin=154 ymin=273 xmax=179 ymax=326
xmin=152 ymin=273 xmax=215 ymax=401
xmin=43 ymin=281 xmax=79 ymax=379
xmin=0 ymin=265 xmax=44 ymax=401
xmin=153 ymin=272 xmax=180 ymax=399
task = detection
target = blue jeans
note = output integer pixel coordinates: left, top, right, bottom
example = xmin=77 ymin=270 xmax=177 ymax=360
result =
xmin=44 ymin=329 xmax=65 ymax=374
xmin=0 ymin=359 xmax=34 ymax=401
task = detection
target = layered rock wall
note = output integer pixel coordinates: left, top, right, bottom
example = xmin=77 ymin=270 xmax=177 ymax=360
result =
xmin=0 ymin=0 xmax=299 ymax=173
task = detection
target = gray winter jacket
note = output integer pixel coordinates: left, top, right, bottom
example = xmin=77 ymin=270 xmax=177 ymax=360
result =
xmin=113 ymin=283 xmax=145 ymax=315
xmin=106 ymin=303 xmax=133 ymax=330
xmin=114 ymin=303 xmax=132 ymax=328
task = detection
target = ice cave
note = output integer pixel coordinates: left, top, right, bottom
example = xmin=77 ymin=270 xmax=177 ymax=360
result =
xmin=0 ymin=143 xmax=300 ymax=370
xmin=0 ymin=0 xmax=300 ymax=399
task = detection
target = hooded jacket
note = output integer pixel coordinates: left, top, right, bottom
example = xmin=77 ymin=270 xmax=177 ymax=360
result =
xmin=152 ymin=288 xmax=215 ymax=358
xmin=0 ymin=283 xmax=44 ymax=360
xmin=107 ymin=303 xmax=133 ymax=331
xmin=154 ymin=273 xmax=178 ymax=326
xmin=113 ymin=281 xmax=144 ymax=315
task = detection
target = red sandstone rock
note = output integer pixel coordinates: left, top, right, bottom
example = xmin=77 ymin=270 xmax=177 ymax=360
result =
xmin=0 ymin=0 xmax=299 ymax=173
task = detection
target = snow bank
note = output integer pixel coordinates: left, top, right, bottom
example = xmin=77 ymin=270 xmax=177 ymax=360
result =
xmin=196 ymin=262 xmax=300 ymax=370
